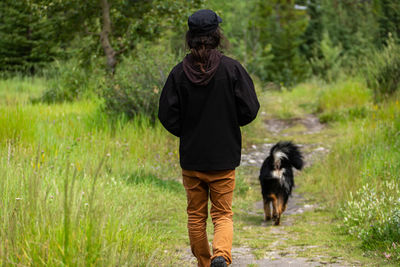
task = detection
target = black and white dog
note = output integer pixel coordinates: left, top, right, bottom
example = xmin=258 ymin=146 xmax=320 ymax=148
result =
xmin=259 ymin=141 xmax=304 ymax=225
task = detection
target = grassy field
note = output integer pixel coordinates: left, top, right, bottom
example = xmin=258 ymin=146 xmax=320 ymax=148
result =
xmin=0 ymin=77 xmax=187 ymax=265
xmin=1 ymin=75 xmax=399 ymax=265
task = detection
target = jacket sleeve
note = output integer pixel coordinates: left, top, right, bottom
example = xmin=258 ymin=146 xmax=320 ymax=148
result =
xmin=158 ymin=71 xmax=181 ymax=137
xmin=234 ymin=63 xmax=260 ymax=126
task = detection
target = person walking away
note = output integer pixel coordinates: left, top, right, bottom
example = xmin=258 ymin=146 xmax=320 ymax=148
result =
xmin=158 ymin=9 xmax=259 ymax=267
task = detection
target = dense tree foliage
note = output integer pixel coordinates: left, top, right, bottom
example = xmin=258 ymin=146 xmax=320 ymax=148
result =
xmin=250 ymin=0 xmax=309 ymax=85
xmin=0 ymin=0 xmax=203 ymax=73
xmin=207 ymin=0 xmax=400 ymax=86
xmin=299 ymin=0 xmax=323 ymax=60
xmin=0 ymin=0 xmax=61 ymax=73
xmin=377 ymin=0 xmax=400 ymax=42
xmin=0 ymin=0 xmax=399 ymax=100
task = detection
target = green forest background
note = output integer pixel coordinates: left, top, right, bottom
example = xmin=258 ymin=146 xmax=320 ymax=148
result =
xmin=1 ymin=0 xmax=400 ymax=110
xmin=1 ymin=0 xmax=400 ymax=266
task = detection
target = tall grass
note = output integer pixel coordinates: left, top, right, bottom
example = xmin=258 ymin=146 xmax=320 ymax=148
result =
xmin=0 ymin=76 xmax=46 ymax=105
xmin=302 ymin=98 xmax=399 ymax=201
xmin=317 ymin=79 xmax=371 ymax=112
xmin=317 ymin=78 xmax=372 ymax=122
xmin=262 ymin=81 xmax=321 ymax=119
xmin=0 ymin=76 xmax=188 ymax=265
xmin=300 ymin=83 xmax=400 ymax=262
xmin=0 ymin=148 xmax=187 ymax=265
xmin=1 ymin=97 xmax=181 ymax=176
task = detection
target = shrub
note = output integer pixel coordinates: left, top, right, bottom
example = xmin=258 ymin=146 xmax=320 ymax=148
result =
xmin=364 ymin=35 xmax=400 ymax=100
xmin=341 ymin=182 xmax=400 ymax=261
xmin=38 ymin=59 xmax=102 ymax=103
xmin=102 ymin=42 xmax=178 ymax=120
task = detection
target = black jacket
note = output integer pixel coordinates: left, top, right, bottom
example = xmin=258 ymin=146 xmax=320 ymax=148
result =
xmin=158 ymin=55 xmax=259 ymax=171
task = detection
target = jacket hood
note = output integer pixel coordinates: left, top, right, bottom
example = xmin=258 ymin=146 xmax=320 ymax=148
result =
xmin=182 ymin=49 xmax=222 ymax=86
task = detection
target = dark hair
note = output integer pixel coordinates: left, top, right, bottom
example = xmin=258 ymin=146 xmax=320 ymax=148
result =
xmin=185 ymin=28 xmax=227 ymax=73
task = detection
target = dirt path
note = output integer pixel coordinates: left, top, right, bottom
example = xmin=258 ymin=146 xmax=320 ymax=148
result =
xmin=180 ymin=115 xmax=357 ymax=266
xmin=230 ymin=115 xmax=340 ymax=267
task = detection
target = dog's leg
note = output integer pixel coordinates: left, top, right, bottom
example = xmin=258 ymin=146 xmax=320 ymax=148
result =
xmin=274 ymin=195 xmax=280 ymax=225
xmin=270 ymin=194 xmax=278 ymax=222
xmin=264 ymin=199 xmax=272 ymax=221
xmin=274 ymin=194 xmax=286 ymax=226
xmin=282 ymin=201 xmax=287 ymax=212
xmin=279 ymin=194 xmax=287 ymax=213
xmin=274 ymin=215 xmax=280 ymax=225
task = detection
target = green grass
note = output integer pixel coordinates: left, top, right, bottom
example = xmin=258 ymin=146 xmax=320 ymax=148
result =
xmin=1 ymin=74 xmax=399 ymax=265
xmin=300 ymin=97 xmax=400 ymax=205
xmin=317 ymin=78 xmax=372 ymax=112
xmin=299 ymin=88 xmax=400 ymax=264
xmin=261 ymin=81 xmax=321 ymax=119
xmin=0 ymin=77 xmax=186 ymax=265
xmin=0 ymin=76 xmax=46 ymax=105
xmin=317 ymin=78 xmax=373 ymax=122
xmin=0 ymin=152 xmax=187 ymax=265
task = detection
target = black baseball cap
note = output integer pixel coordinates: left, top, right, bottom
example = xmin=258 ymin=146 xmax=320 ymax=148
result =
xmin=188 ymin=9 xmax=222 ymax=36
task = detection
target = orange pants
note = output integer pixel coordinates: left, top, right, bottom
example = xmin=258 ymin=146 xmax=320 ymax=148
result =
xmin=182 ymin=169 xmax=235 ymax=267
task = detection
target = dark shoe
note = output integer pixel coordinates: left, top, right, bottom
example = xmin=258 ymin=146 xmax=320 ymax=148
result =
xmin=211 ymin=256 xmax=227 ymax=267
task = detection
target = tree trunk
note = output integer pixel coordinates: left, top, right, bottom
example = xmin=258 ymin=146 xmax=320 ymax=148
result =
xmin=100 ymin=0 xmax=117 ymax=73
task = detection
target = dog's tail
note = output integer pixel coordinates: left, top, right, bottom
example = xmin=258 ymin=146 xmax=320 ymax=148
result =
xmin=271 ymin=141 xmax=304 ymax=170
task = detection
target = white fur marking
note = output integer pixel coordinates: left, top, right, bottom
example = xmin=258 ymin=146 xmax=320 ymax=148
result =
xmin=274 ymin=151 xmax=288 ymax=161
xmin=272 ymin=169 xmax=285 ymax=179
